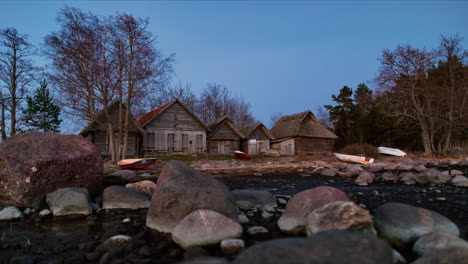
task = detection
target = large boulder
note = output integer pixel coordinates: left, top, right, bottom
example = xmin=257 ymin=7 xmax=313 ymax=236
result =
xmin=305 ymin=201 xmax=373 ymax=236
xmin=277 ymin=186 xmax=350 ymax=235
xmin=231 ymin=189 xmax=277 ymax=211
xmin=0 ymin=132 xmax=103 ymax=208
xmin=146 ymin=160 xmax=238 ymax=234
xmin=374 ymin=203 xmax=460 ymax=249
xmin=46 ymin=188 xmax=92 ymax=216
xmin=102 ymin=186 xmax=150 ymax=209
xmin=411 ymin=247 xmax=468 ymax=264
xmin=172 ymin=209 xmax=243 ymax=249
xmin=413 ymin=231 xmax=468 ymax=256
xmin=232 ymin=230 xmax=394 ymax=264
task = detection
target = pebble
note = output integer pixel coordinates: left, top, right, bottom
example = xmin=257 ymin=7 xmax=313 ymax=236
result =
xmin=238 ymin=213 xmax=250 ymax=224
xmin=39 ymin=209 xmax=51 ymax=217
xmin=436 ymin=197 xmax=447 ymax=201
xmin=122 ymin=218 xmax=131 ymax=223
xmin=221 ymin=239 xmax=245 ymax=255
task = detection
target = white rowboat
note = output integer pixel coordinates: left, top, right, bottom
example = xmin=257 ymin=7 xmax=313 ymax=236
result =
xmin=334 ymin=153 xmax=375 ymax=164
xmin=377 ymin=147 xmax=407 ymax=157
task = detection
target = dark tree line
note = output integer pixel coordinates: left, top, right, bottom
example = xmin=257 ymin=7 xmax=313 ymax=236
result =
xmin=325 ymin=35 xmax=468 ymax=155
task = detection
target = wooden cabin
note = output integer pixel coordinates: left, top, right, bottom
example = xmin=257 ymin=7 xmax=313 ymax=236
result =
xmin=138 ymin=99 xmax=209 ymax=154
xmin=240 ymin=123 xmax=274 ymax=155
xmin=79 ymin=101 xmax=144 ymax=157
xmin=270 ymin=110 xmax=337 ymax=155
xmin=207 ymin=116 xmax=245 ymax=155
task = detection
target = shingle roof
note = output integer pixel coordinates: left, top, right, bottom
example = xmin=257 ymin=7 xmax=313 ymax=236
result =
xmin=270 ymin=110 xmax=337 ymax=139
xmin=79 ymin=100 xmax=144 ymax=136
xmin=240 ymin=122 xmax=274 ymax=140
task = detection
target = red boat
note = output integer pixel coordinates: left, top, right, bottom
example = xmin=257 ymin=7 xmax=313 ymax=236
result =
xmin=234 ymin=151 xmax=251 ymax=160
xmin=117 ymin=158 xmax=156 ymax=169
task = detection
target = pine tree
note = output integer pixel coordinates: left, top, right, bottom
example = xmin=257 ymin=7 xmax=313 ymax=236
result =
xmin=23 ymin=80 xmax=62 ymax=132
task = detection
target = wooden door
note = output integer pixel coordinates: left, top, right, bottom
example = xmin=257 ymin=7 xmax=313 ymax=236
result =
xmin=167 ymin=133 xmax=174 ymax=152
xmin=182 ymin=134 xmax=188 ymax=152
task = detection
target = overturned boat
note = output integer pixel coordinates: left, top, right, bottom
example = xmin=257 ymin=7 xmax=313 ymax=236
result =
xmin=334 ymin=153 xmax=374 ymax=164
xmin=234 ymin=151 xmax=252 ymax=160
xmin=377 ymin=147 xmax=407 ymax=157
xmin=117 ymin=158 xmax=156 ymax=169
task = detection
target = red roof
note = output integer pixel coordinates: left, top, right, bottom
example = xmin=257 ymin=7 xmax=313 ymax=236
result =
xmin=138 ymin=100 xmax=175 ymax=125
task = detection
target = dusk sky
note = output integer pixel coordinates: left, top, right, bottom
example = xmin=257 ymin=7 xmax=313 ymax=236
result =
xmin=2 ymin=1 xmax=468 ymax=129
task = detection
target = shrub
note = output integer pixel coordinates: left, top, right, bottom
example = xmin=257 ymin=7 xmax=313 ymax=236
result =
xmin=338 ymin=143 xmax=378 ymax=158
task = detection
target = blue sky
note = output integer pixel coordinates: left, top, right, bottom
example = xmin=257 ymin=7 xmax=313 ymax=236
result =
xmin=2 ymin=1 xmax=468 ymax=128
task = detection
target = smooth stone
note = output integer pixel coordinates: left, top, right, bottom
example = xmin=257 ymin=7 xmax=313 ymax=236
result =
xmin=125 ymin=180 xmax=156 ymax=197
xmin=172 ymin=209 xmax=243 ymax=249
xmin=0 ymin=206 xmax=23 ymax=220
xmin=232 ymin=230 xmax=394 ymax=264
xmin=277 ymin=186 xmax=350 ymax=235
xmin=305 ymin=201 xmax=373 ymax=236
xmin=413 ymin=231 xmax=468 ymax=256
xmin=103 ymin=186 xmax=150 ymax=209
xmin=220 ymin=239 xmax=245 ymax=255
xmin=374 ymin=202 xmax=460 ymax=249
xmin=411 ymin=247 xmax=468 ymax=264
xmin=46 ymin=187 xmax=92 ymax=216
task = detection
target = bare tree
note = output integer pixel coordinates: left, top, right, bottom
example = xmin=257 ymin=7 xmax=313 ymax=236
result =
xmin=45 ymin=7 xmax=173 ymax=161
xmin=315 ymin=106 xmax=333 ymax=130
xmin=269 ymin=112 xmax=283 ymax=129
xmin=147 ymin=81 xmax=197 ymax=113
xmin=0 ymin=28 xmax=38 ymax=138
xmin=375 ymin=45 xmax=438 ymax=154
xmin=197 ymin=83 xmax=256 ymax=127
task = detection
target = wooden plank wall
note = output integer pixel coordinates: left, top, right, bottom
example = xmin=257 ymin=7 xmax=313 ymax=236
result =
xmin=208 ymin=139 xmax=240 ymax=155
xmin=271 ymin=138 xmax=295 ymax=155
xmin=145 ymin=103 xmax=206 ymax=131
xmin=209 ymin=122 xmax=240 ymax=140
xmin=295 ymin=137 xmax=332 ymax=154
xmin=143 ymin=102 xmax=207 ymax=153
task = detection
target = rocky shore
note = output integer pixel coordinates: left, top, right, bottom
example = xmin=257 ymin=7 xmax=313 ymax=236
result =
xmin=1 ymin=132 xmax=468 ymax=264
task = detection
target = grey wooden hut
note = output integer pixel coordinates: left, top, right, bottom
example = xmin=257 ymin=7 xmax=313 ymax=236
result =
xmin=207 ymin=116 xmax=245 ymax=155
xmin=270 ymin=110 xmax=337 ymax=155
xmin=240 ymin=123 xmax=274 ymax=155
xmin=138 ymin=99 xmax=209 ymax=154
xmin=79 ymin=101 xmax=144 ymax=157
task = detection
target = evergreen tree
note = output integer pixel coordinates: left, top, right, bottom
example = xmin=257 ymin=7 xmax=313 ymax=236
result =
xmin=23 ymin=80 xmax=62 ymax=132
xmin=325 ymin=86 xmax=356 ymax=148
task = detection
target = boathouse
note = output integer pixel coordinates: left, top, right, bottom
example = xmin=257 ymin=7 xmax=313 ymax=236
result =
xmin=207 ymin=116 xmax=245 ymax=155
xmin=240 ymin=123 xmax=274 ymax=155
xmin=79 ymin=101 xmax=144 ymax=157
xmin=270 ymin=110 xmax=337 ymax=155
xmin=138 ymin=99 xmax=209 ymax=154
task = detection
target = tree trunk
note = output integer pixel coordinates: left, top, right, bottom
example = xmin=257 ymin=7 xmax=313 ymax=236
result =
xmin=420 ymin=122 xmax=433 ymax=155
